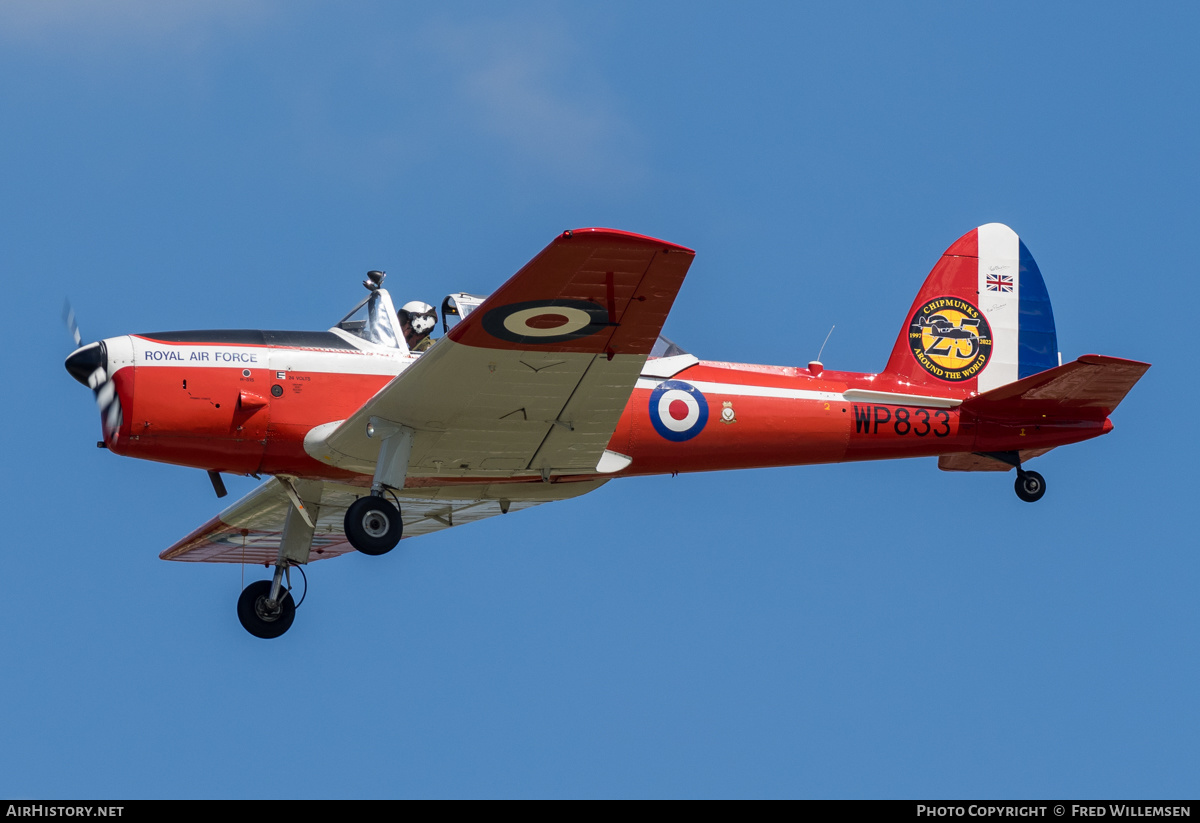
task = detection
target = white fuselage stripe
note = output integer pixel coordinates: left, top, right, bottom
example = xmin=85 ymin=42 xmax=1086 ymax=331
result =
xmin=125 ymin=337 xmax=413 ymax=378
xmin=636 ymin=377 xmax=840 ymax=401
xmin=635 ymin=377 xmax=959 ymax=407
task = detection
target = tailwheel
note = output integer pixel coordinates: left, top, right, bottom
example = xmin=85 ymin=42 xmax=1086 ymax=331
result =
xmin=237 ymin=579 xmax=296 ymax=639
xmin=1015 ymin=470 xmax=1046 ymax=503
xmin=345 ymin=495 xmax=403 ymax=555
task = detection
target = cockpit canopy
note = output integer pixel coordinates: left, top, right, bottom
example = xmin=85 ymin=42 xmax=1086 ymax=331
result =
xmin=335 ymin=289 xmax=404 ymax=349
xmin=441 ymin=293 xmax=487 ymax=334
xmin=332 ymin=280 xmax=692 ymax=362
xmin=332 ymin=287 xmax=490 ymax=353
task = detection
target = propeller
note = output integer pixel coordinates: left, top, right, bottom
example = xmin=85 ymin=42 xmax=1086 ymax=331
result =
xmin=63 ymin=301 xmax=123 ymax=441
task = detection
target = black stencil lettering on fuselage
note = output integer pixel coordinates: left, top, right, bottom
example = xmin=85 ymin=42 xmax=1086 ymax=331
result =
xmin=872 ymin=405 xmax=891 ymax=434
xmin=852 ymin=405 xmax=952 ymax=437
xmin=913 ymin=408 xmax=931 ymax=436
xmin=853 ymin=405 xmax=873 ymax=434
xmin=933 ymin=409 xmax=950 ymax=436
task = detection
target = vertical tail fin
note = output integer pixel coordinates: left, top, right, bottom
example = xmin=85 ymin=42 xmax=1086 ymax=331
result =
xmin=882 ymin=224 xmax=1058 ymax=396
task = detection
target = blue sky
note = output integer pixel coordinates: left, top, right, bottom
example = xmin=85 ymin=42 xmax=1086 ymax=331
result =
xmin=2 ymin=1 xmax=1196 ymax=799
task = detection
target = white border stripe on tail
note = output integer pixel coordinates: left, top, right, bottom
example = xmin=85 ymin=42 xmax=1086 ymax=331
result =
xmin=977 ymin=223 xmax=1020 ymax=392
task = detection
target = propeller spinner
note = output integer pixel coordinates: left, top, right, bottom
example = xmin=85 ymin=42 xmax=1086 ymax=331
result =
xmin=64 ymin=306 xmax=124 ymax=441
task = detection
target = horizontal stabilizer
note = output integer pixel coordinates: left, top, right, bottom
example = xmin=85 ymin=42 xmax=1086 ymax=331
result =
xmin=960 ymin=355 xmax=1150 ymax=420
xmin=938 ymin=447 xmax=1054 ymax=473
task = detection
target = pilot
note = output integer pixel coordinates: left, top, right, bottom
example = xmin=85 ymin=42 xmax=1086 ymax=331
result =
xmin=399 ymin=301 xmax=438 ymax=352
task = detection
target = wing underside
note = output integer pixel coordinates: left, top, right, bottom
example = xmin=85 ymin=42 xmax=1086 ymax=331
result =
xmin=161 ymin=476 xmax=607 ymax=564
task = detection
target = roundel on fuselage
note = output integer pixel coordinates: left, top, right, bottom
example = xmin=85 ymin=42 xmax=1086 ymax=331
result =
xmin=649 ymin=380 xmax=708 ymax=442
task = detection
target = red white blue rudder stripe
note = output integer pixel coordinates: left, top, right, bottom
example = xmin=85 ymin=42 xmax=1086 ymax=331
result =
xmin=975 ymin=224 xmax=1059 ymax=390
xmin=1015 ymin=236 xmax=1058 ymax=380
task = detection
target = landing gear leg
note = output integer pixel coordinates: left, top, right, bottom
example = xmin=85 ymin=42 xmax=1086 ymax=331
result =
xmin=974 ymin=451 xmax=1048 ymax=503
xmin=236 ymin=478 xmax=321 ymax=639
xmin=344 ymin=419 xmax=413 ymax=556
xmin=1015 ymin=469 xmax=1046 ymax=503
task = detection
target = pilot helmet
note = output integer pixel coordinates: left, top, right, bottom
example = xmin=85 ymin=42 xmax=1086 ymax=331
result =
xmin=400 ymin=301 xmax=438 ymax=336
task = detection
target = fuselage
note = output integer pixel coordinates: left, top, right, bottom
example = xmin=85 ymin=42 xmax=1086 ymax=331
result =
xmin=70 ymin=330 xmax=1111 ymax=488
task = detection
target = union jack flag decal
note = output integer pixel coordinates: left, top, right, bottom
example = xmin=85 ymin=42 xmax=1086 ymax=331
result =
xmin=986 ymin=273 xmax=1013 ymax=292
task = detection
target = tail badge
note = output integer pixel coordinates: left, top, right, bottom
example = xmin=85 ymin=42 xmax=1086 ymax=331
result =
xmin=908 ymin=296 xmax=993 ymax=382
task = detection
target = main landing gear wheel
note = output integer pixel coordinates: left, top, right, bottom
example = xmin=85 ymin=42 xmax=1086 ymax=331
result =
xmin=1015 ymin=470 xmax=1047 ymax=503
xmin=237 ymin=579 xmax=296 ymax=639
xmin=345 ymin=495 xmax=403 ymax=555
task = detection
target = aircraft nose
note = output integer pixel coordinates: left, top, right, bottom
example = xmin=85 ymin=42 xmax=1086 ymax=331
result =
xmin=65 ymin=341 xmax=107 ymax=386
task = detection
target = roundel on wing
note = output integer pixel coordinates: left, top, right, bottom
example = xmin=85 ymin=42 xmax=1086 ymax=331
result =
xmin=480 ymin=299 xmax=610 ymax=345
xmin=649 ymin=380 xmax=708 ymax=442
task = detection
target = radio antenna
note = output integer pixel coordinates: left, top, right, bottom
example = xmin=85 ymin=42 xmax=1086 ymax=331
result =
xmin=815 ymin=325 xmax=835 ymax=363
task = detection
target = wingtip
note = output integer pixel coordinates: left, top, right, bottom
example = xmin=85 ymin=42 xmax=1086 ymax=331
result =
xmin=561 ymin=227 xmax=695 ymax=255
xmin=1076 ymin=354 xmax=1152 ymax=370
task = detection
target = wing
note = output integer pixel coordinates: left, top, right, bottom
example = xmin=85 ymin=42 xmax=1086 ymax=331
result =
xmin=161 ymin=476 xmax=607 ymax=563
xmin=308 ymin=228 xmax=695 ymax=478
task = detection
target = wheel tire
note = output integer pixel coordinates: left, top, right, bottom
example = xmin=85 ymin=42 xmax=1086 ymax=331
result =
xmin=237 ymin=580 xmax=296 ymax=639
xmin=1015 ymin=470 xmax=1046 ymax=503
xmin=344 ymin=495 xmax=403 ymax=555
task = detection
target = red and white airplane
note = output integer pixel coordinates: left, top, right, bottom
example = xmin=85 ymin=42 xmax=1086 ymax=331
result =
xmin=65 ymin=224 xmax=1148 ymax=638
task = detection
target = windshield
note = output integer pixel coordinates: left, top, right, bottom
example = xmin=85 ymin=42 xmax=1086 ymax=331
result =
xmin=336 ymin=291 xmax=401 ymax=349
xmin=649 ymin=335 xmax=690 ymax=359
